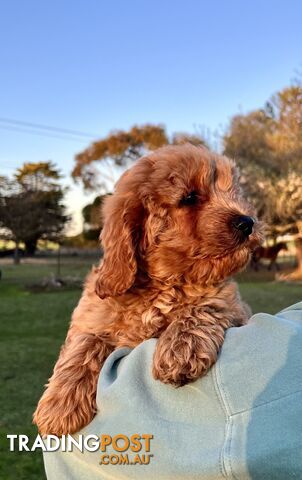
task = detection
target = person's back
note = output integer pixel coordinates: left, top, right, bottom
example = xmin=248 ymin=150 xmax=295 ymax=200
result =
xmin=44 ymin=302 xmax=302 ymax=479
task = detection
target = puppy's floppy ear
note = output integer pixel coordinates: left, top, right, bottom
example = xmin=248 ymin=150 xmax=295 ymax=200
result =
xmin=95 ymin=192 xmax=142 ymax=299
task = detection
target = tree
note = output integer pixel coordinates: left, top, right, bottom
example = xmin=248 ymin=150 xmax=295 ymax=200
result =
xmin=224 ymin=85 xmax=302 ymax=279
xmin=82 ymin=194 xmax=109 ymax=241
xmin=224 ymin=110 xmax=277 ymax=173
xmin=224 ymin=86 xmax=302 ymax=174
xmin=72 ymin=124 xmax=207 ymax=192
xmin=0 ymin=162 xmax=69 ymax=263
xmin=266 ymin=86 xmax=302 ymax=168
xmin=0 ymin=177 xmax=32 ymax=263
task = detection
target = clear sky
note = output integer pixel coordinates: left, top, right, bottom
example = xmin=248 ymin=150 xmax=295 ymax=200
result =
xmin=0 ymin=0 xmax=301 ymax=233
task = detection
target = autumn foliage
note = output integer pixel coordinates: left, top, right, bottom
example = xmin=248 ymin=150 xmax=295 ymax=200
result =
xmin=224 ymin=85 xmax=302 ymax=278
xmin=72 ymin=124 xmax=207 ymax=190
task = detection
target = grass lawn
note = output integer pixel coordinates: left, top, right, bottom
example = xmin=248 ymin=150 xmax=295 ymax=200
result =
xmin=0 ymin=257 xmax=301 ymax=479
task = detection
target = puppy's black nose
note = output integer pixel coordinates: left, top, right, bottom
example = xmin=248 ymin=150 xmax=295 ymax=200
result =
xmin=233 ymin=215 xmax=254 ymax=237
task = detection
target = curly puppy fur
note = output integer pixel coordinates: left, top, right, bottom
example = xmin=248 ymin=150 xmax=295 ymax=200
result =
xmin=34 ymin=144 xmax=262 ymax=436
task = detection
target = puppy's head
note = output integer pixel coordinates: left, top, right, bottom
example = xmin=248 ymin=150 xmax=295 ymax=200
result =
xmin=95 ymin=144 xmax=262 ymax=298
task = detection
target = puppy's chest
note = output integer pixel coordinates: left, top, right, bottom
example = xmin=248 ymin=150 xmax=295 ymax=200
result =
xmin=164 ymin=302 xmax=218 ymax=323
xmin=113 ymin=291 xmax=231 ymax=346
xmin=141 ymin=298 xmax=216 ymax=333
xmin=113 ymin=300 xmax=203 ymax=342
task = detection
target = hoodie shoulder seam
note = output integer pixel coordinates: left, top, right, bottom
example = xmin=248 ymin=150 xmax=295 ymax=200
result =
xmin=212 ymin=361 xmax=238 ymax=480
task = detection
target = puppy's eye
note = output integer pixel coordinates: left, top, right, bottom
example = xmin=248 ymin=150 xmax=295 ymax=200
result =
xmin=179 ymin=190 xmax=199 ymax=207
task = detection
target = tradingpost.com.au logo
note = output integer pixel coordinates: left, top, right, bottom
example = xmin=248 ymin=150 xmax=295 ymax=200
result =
xmin=7 ymin=433 xmax=154 ymax=466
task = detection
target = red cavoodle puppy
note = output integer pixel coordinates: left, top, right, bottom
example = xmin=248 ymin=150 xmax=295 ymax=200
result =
xmin=34 ymin=144 xmax=262 ymax=436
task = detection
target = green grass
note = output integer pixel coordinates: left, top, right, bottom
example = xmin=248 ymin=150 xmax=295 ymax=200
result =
xmin=0 ymin=258 xmax=301 ymax=479
xmin=0 ymin=258 xmax=94 ymax=480
xmin=0 ymin=284 xmax=80 ymax=479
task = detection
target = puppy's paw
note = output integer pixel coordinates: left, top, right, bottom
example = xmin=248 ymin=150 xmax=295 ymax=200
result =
xmin=33 ymin=389 xmax=96 ymax=436
xmin=152 ymin=349 xmax=210 ymax=387
xmin=152 ymin=318 xmax=222 ymax=387
xmin=33 ymin=332 xmax=110 ymax=436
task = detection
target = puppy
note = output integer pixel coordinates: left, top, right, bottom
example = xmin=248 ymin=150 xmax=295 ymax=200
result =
xmin=34 ymin=144 xmax=262 ymax=436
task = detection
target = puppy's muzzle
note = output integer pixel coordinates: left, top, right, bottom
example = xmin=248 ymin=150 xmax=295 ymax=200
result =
xmin=232 ymin=215 xmax=254 ymax=238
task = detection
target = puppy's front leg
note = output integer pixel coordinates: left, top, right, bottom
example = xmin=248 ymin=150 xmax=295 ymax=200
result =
xmin=152 ymin=313 xmax=230 ymax=387
xmin=33 ymin=329 xmax=113 ymax=436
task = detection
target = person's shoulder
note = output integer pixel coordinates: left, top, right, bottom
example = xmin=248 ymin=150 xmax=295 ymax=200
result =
xmin=215 ymin=301 xmax=302 ymax=417
xmin=276 ymin=300 xmax=302 ymax=318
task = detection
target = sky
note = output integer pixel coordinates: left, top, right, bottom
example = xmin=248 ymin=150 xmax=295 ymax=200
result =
xmin=0 ymin=0 xmax=301 ymax=234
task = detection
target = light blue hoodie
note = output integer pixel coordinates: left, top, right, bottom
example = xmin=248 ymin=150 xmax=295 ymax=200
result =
xmin=44 ymin=302 xmax=302 ymax=479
